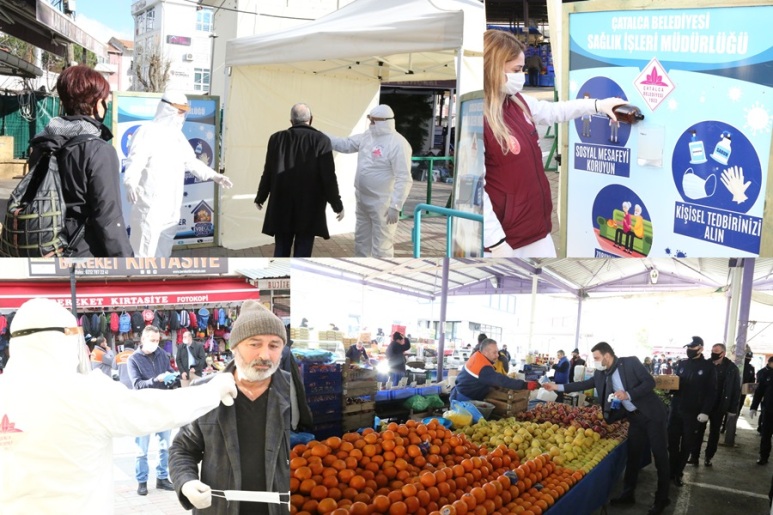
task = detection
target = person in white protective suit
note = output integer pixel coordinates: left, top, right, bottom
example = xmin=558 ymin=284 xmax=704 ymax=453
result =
xmin=123 ymin=91 xmax=233 ymax=257
xmin=0 ymin=298 xmax=237 ymax=515
xmin=329 ymin=105 xmax=412 ymax=258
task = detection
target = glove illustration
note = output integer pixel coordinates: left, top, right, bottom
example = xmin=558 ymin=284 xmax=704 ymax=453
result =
xmin=182 ymin=480 xmax=212 ymax=509
xmin=720 ymin=166 xmax=750 ymax=204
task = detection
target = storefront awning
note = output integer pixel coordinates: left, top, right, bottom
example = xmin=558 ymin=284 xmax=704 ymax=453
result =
xmin=0 ymin=48 xmax=43 ymax=78
xmin=0 ymin=278 xmax=259 ymax=310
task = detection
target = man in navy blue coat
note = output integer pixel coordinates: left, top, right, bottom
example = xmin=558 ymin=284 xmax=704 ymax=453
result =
xmin=545 ymin=341 xmax=670 ymax=515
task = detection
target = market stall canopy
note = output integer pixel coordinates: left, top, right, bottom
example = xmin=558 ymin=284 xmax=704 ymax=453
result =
xmin=292 ymin=257 xmax=773 ymax=299
xmin=220 ymin=0 xmax=484 ymax=250
xmin=0 ymin=278 xmax=260 ymax=310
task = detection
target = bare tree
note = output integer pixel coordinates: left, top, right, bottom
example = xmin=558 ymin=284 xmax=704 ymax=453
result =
xmin=135 ymin=52 xmax=171 ymax=92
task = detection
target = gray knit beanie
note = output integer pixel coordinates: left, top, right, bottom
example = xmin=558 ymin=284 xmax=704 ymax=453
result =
xmin=229 ymin=300 xmax=286 ymax=348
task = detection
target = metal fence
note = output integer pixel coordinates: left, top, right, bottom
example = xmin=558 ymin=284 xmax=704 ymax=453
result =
xmin=0 ymin=92 xmax=60 ymax=159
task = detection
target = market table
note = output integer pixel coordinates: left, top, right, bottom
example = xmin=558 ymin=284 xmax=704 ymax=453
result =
xmin=546 ymin=440 xmax=629 ymax=515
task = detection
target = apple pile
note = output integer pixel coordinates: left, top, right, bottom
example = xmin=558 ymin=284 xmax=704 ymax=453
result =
xmin=460 ymin=418 xmax=622 ymax=473
xmin=518 ymin=403 xmax=629 ymax=440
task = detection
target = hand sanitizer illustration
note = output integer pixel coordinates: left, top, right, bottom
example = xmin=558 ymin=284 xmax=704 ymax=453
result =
xmin=710 ymin=131 xmax=732 ymax=165
xmin=688 ymin=130 xmax=707 ymax=164
xmin=195 ymin=141 xmax=203 ymax=157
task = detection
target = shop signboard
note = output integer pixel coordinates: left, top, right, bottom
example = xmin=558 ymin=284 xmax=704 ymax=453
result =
xmin=0 ymin=279 xmax=259 ymax=309
xmin=451 ymin=91 xmax=485 ymax=257
xmin=563 ymin=1 xmax=773 ymax=257
xmin=256 ymin=278 xmax=291 ymax=290
xmin=27 ymin=257 xmax=228 ymax=277
xmin=113 ymin=93 xmax=221 ymax=249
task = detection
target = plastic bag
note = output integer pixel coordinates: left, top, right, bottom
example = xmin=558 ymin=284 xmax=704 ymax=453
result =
xmin=451 ymin=399 xmax=484 ymax=423
xmin=425 ymin=394 xmax=446 ymax=409
xmin=403 ymin=395 xmax=430 ymax=411
xmin=443 ymin=407 xmax=473 ymax=428
xmin=290 ymin=432 xmax=316 ymax=447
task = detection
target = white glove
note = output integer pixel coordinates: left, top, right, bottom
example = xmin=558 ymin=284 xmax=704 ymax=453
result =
xmin=720 ymin=166 xmax=750 ymax=204
xmin=487 ymin=240 xmax=514 ymax=258
xmin=213 ymin=174 xmax=233 ymax=189
xmin=336 ymin=208 xmax=345 ymax=222
xmin=181 ymin=480 xmax=212 ymax=509
xmin=386 ymin=207 xmax=399 ymax=225
xmin=255 ymin=203 xmax=263 ymax=211
xmin=126 ymin=186 xmax=138 ymax=204
xmin=595 ymin=97 xmax=628 ymax=122
xmin=727 ymin=412 xmax=737 ymax=416
xmin=207 ymin=372 xmax=237 ymax=406
xmin=697 ymin=413 xmax=709 ymax=423
xmin=750 ymin=409 xmax=757 ymax=419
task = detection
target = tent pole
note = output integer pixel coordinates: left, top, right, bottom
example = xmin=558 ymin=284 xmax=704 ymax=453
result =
xmin=528 ymin=275 xmax=538 ymax=354
xmin=574 ymin=295 xmax=583 ymax=351
xmin=446 ymin=46 xmax=463 ymax=157
xmin=436 ymin=257 xmax=450 ymax=382
xmin=724 ymin=261 xmax=743 ymax=356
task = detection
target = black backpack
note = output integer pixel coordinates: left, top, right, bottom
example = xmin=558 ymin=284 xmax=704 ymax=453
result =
xmin=0 ymin=134 xmax=96 ymax=257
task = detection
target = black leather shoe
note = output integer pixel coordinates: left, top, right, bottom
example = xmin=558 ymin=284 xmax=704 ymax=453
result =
xmin=610 ymin=493 xmax=636 ymax=505
xmin=156 ymin=478 xmax=174 ymax=490
xmin=757 ymin=458 xmax=769 ymax=465
xmin=672 ymin=476 xmax=684 ymax=487
xmin=137 ymin=482 xmax=148 ymax=496
xmin=704 ymin=458 xmax=713 ymax=467
xmin=686 ymin=457 xmax=699 ymax=466
xmin=648 ymin=499 xmax=671 ymax=515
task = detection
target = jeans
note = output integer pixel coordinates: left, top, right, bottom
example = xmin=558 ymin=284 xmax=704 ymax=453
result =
xmin=274 ymin=233 xmax=315 ymax=257
xmin=135 ymin=430 xmax=171 ymax=482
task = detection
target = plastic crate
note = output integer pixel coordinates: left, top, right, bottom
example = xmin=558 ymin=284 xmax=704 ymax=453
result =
xmin=313 ymin=421 xmax=342 ymax=441
xmin=375 ymin=390 xmax=390 ymax=402
xmin=301 ymin=363 xmax=341 ymax=377
xmin=390 ymin=388 xmax=417 ymax=401
xmin=419 ymin=385 xmax=441 ymax=396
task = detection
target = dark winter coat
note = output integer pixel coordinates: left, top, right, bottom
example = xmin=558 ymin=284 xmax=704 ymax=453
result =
xmin=176 ymin=341 xmax=207 ymax=377
xmin=672 ymin=356 xmax=717 ymax=416
xmin=30 ymin=116 xmax=132 ymax=257
xmin=255 ymin=124 xmax=343 ymax=238
xmin=170 ymin=362 xmax=291 ymax=515
xmin=711 ymin=357 xmax=741 ymax=415
xmin=386 ymin=337 xmax=411 ymax=373
xmin=752 ymin=366 xmax=773 ymax=412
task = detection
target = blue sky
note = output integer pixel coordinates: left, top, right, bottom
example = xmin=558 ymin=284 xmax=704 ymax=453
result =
xmin=75 ymin=0 xmax=135 ymax=42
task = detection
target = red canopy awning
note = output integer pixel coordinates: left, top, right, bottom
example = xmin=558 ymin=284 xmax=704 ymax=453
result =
xmin=0 ymin=278 xmax=259 ymax=310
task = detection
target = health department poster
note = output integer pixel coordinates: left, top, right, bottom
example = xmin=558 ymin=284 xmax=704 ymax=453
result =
xmin=452 ymin=94 xmax=485 ymax=257
xmin=114 ymin=94 xmax=220 ymax=248
xmin=565 ymin=5 xmax=772 ymax=258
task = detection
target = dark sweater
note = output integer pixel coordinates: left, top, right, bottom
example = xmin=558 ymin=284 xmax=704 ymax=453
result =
xmin=127 ymin=347 xmax=173 ymax=390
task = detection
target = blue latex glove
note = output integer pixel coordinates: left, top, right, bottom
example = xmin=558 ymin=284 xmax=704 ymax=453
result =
xmin=163 ymin=372 xmax=179 ymax=385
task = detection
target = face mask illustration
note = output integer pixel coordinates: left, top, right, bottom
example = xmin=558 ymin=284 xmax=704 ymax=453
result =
xmin=682 ymin=168 xmax=716 ymax=200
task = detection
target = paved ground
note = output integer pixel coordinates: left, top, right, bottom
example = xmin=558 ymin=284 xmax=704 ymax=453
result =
xmin=0 ymin=87 xmax=559 ymax=258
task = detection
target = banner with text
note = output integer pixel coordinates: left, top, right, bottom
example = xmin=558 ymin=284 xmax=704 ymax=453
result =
xmin=565 ymin=4 xmax=772 ymax=258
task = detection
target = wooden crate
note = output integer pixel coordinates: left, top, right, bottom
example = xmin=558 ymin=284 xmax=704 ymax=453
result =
xmin=486 ymin=387 xmax=529 ymax=403
xmin=342 ymin=411 xmax=375 ymax=432
xmin=486 ymin=397 xmax=528 ymax=417
xmin=343 ymin=400 xmax=376 ymax=415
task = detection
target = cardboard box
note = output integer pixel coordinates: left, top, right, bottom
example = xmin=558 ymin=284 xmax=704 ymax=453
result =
xmin=0 ymin=136 xmax=14 ymax=160
xmin=742 ymin=383 xmax=758 ymax=395
xmin=654 ymin=375 xmax=679 ymax=390
xmin=486 ymin=387 xmax=529 ymax=402
xmin=486 ymin=397 xmax=528 ymax=417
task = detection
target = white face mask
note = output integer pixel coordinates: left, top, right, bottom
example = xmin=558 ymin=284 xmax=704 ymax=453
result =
xmin=594 ymin=359 xmax=607 ymax=371
xmin=682 ymin=168 xmax=716 ymax=200
xmin=143 ymin=341 xmax=159 ymax=354
xmin=504 ymin=72 xmax=526 ymax=95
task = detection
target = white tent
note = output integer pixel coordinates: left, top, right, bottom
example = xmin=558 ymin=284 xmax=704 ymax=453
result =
xmin=219 ymin=0 xmax=484 ymax=250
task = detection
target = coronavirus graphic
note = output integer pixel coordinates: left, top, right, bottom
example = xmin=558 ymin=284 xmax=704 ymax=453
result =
xmin=744 ymin=101 xmax=772 ymax=137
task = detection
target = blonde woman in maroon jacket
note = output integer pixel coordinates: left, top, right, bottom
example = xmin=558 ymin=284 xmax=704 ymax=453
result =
xmin=482 ymin=30 xmax=626 ymax=257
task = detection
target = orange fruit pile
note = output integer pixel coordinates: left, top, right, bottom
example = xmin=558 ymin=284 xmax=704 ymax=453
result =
xmin=290 ymin=419 xmax=527 ymax=515
xmin=502 ymin=454 xmax=584 ymax=515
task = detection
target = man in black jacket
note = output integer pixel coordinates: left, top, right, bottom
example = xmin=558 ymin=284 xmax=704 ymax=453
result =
xmin=569 ymin=348 xmax=586 ymax=383
xmin=689 ymin=343 xmax=740 ymax=466
xmin=255 ymin=103 xmax=344 ymax=257
xmin=386 ymin=332 xmax=411 ymax=385
xmin=668 ymin=337 xmax=716 ymax=486
xmin=751 ymin=356 xmax=773 ymax=464
xmin=545 ymin=341 xmax=671 ymax=515
xmin=176 ymin=330 xmax=206 ymax=385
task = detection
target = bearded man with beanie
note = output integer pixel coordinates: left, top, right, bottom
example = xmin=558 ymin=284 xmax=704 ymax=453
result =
xmin=170 ymin=300 xmax=290 ymax=515
xmin=544 ymin=341 xmax=671 ymax=515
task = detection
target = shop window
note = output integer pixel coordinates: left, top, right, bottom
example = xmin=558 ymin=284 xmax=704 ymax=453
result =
xmin=194 ymin=68 xmax=210 ymax=92
xmin=196 ymin=8 xmax=213 ymax=32
xmin=145 ymin=8 xmax=155 ymax=32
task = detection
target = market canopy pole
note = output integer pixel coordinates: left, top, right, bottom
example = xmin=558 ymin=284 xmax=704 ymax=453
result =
xmin=725 ymin=257 xmax=755 ymax=446
xmin=69 ymin=264 xmax=77 ymax=319
xmin=436 ymin=257 xmax=450 ymax=381
xmin=528 ymin=275 xmax=538 ymax=353
xmin=724 ymin=260 xmax=743 ymax=358
xmin=573 ymin=296 xmax=583 ymax=350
